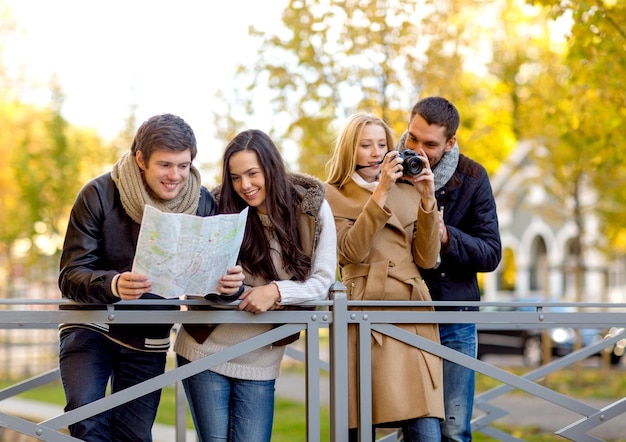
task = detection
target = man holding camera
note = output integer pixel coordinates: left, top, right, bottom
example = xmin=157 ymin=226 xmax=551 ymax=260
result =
xmin=397 ymin=96 xmax=502 ymax=441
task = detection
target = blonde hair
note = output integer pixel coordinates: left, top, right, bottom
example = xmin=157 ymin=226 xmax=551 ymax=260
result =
xmin=325 ymin=112 xmax=395 ymax=188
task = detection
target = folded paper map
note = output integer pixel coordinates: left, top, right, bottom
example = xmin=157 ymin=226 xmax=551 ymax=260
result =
xmin=131 ymin=205 xmax=248 ymax=298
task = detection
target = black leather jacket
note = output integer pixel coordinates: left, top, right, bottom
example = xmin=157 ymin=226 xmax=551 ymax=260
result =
xmin=59 ymin=172 xmax=217 ymax=351
xmin=420 ymin=154 xmax=502 ymax=311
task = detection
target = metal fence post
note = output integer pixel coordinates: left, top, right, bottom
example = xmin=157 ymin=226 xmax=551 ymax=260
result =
xmin=328 ymin=282 xmax=349 ymax=442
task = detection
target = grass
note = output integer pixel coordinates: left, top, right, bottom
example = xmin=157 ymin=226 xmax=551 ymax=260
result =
xmin=473 ymin=427 xmax=560 ymax=442
xmin=1 ymin=364 xmax=624 ymax=441
xmin=157 ymin=383 xmax=332 ymax=442
xmin=272 ymin=396 xmax=330 ymax=442
xmin=475 ymin=364 xmax=626 ymax=398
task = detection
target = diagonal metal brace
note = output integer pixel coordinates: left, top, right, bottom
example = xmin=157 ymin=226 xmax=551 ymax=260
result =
xmin=557 ymin=397 xmax=626 ymax=441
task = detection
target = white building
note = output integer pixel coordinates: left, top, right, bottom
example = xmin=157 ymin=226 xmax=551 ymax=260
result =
xmin=482 ymin=141 xmax=626 ymax=304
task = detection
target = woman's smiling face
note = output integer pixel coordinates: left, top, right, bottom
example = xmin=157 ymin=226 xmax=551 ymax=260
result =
xmin=228 ymin=150 xmax=267 ymax=214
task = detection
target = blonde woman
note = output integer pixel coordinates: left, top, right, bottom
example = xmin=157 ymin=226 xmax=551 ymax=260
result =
xmin=325 ymin=112 xmax=444 ymax=441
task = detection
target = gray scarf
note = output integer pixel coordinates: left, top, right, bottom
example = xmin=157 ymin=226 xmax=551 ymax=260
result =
xmin=396 ymin=131 xmax=459 ymax=191
xmin=111 ymin=151 xmax=202 ymax=224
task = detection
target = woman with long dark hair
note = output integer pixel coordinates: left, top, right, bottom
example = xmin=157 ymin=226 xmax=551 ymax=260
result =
xmin=174 ymin=129 xmax=336 ymax=442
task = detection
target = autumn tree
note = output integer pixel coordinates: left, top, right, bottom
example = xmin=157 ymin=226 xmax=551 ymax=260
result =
xmin=522 ymin=0 xmax=626 ymax=260
xmin=508 ymin=0 xmax=626 ymax=375
xmin=1 ymin=82 xmax=116 ymax=295
xmin=217 ymin=0 xmax=539 ymax=178
xmin=239 ymin=0 xmax=430 ymax=178
xmin=217 ymin=1 xmax=440 ymax=177
xmin=11 ymin=83 xmax=109 ymax=256
xmin=0 ymin=2 xmax=28 ymax=292
xmin=0 ymin=101 xmax=31 ymax=264
xmin=0 ymin=2 xmax=117 ymax=295
xmin=111 ymin=103 xmax=139 ymax=158
xmin=411 ymin=0 xmax=533 ymax=174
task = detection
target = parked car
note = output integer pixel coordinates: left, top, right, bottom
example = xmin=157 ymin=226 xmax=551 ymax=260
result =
xmin=477 ymin=302 xmax=624 ymax=367
xmin=605 ymin=326 xmax=626 ymax=365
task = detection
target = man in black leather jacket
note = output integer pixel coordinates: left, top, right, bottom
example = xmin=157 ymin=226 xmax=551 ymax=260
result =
xmin=58 ymin=114 xmax=244 ymax=442
xmin=397 ymin=97 xmax=501 ymax=441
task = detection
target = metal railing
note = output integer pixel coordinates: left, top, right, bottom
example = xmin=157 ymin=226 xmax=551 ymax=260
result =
xmin=1 ymin=283 xmax=626 ymax=441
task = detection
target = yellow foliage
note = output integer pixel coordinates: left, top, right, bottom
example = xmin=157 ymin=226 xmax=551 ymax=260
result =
xmin=0 ymin=98 xmax=115 ymax=253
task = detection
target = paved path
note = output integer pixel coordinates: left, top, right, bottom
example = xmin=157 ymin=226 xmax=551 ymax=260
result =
xmin=478 ymin=395 xmax=626 ymax=441
xmin=0 ymin=397 xmax=196 ymax=442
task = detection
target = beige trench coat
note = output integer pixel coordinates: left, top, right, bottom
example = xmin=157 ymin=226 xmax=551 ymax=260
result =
xmin=325 ymin=179 xmax=444 ymax=429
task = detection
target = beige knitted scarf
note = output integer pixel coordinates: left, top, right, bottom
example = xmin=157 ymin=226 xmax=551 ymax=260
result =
xmin=111 ymin=152 xmax=202 ymax=224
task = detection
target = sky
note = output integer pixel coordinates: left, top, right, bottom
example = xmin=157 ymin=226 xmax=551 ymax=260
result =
xmin=4 ymin=0 xmax=287 ymax=169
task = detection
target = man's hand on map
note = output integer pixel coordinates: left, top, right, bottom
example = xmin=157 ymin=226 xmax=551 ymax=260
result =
xmin=216 ymin=265 xmax=245 ymax=295
xmin=116 ymin=271 xmax=152 ymax=300
xmin=238 ymin=283 xmax=281 ymax=314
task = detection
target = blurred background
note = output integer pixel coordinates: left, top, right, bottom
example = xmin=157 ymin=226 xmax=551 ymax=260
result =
xmin=1 ymin=0 xmax=626 ymax=377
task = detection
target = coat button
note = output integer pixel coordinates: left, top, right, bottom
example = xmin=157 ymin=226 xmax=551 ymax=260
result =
xmin=440 ymin=272 xmax=446 ymax=277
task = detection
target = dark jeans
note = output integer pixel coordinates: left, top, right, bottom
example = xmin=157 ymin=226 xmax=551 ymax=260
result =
xmin=439 ymin=323 xmax=477 ymax=442
xmin=348 ymin=417 xmax=440 ymax=442
xmin=59 ymin=328 xmax=166 ymax=442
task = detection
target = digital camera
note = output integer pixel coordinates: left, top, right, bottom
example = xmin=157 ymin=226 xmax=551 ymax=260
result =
xmin=397 ymin=149 xmax=425 ymax=176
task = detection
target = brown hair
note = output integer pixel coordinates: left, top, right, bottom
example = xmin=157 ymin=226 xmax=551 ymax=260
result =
xmin=131 ymin=114 xmax=197 ymax=162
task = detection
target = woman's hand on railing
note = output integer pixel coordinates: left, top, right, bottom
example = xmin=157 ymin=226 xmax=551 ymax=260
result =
xmin=238 ymin=283 xmax=281 ymax=314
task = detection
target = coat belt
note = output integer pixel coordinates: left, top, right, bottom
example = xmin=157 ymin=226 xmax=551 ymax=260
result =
xmin=343 ymin=260 xmax=422 ymax=300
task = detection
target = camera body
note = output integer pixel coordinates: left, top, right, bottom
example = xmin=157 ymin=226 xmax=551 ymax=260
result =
xmin=397 ymin=149 xmax=425 ymax=176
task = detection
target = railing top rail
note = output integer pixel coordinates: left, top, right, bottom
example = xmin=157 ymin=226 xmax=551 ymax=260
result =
xmin=2 ymin=297 xmax=626 ymax=310
xmin=0 ymin=298 xmax=332 ymax=307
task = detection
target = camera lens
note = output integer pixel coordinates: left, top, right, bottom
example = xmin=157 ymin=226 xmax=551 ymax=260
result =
xmin=404 ymin=156 xmax=424 ymax=175
xmin=399 ymin=149 xmax=424 ymax=176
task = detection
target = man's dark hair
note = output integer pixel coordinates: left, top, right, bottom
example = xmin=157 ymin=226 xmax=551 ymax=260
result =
xmin=131 ymin=114 xmax=197 ymax=162
xmin=410 ymin=97 xmax=460 ymax=141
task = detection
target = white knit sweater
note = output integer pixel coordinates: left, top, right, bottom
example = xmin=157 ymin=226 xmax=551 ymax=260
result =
xmin=174 ymin=201 xmax=337 ymax=380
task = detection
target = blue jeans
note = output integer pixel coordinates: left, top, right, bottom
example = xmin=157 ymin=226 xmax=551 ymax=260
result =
xmin=403 ymin=417 xmax=442 ymax=441
xmin=349 ymin=417 xmax=440 ymax=442
xmin=59 ymin=328 xmax=166 ymax=442
xmin=177 ymin=355 xmax=275 ymax=442
xmin=439 ymin=323 xmax=477 ymax=442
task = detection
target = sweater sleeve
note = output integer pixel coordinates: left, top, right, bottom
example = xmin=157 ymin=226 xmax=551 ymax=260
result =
xmin=274 ymin=200 xmax=337 ymax=304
